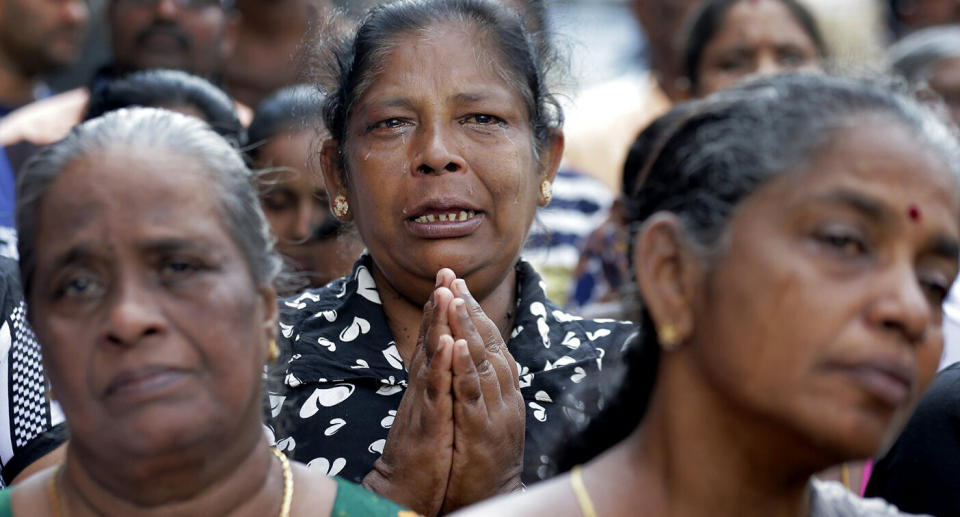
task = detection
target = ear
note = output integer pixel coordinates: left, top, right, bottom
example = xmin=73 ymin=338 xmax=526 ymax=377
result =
xmin=320 ymin=138 xmax=353 ymax=222
xmin=258 ymin=283 xmax=278 ymax=344
xmin=537 ymin=128 xmax=564 ymax=207
xmin=632 ymin=213 xmax=702 ymax=348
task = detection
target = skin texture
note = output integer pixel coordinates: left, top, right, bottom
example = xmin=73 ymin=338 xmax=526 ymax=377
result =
xmin=693 ymin=0 xmax=821 ymax=96
xmin=320 ymin=23 xmax=561 ymax=515
xmin=897 ymin=0 xmax=960 ymax=31
xmin=108 ymin=0 xmax=236 ymax=78
xmin=225 ymin=0 xmax=329 ymax=107
xmin=11 ymin=146 xmax=336 ymax=516
xmin=458 ymin=117 xmax=960 ymax=517
xmin=256 ymin=129 xmax=363 ymax=288
xmin=630 ymin=0 xmax=702 ymax=99
xmin=0 ymin=0 xmax=88 ymax=106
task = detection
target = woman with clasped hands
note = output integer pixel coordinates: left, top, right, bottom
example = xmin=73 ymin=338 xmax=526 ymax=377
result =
xmin=0 ymin=108 xmax=411 ymax=516
xmin=265 ymin=1 xmax=637 ymax=514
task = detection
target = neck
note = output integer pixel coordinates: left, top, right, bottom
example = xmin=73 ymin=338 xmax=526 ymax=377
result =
xmin=58 ymin=429 xmax=284 ymax=516
xmin=373 ymin=262 xmax=518 ymax=364
xmin=591 ymin=352 xmax=820 ymax=517
xmin=0 ymin=48 xmax=39 ymax=109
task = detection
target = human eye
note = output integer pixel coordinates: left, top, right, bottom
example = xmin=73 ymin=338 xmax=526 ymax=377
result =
xmin=369 ymin=118 xmax=410 ymax=131
xmin=814 ymin=224 xmax=870 ymax=259
xmin=158 ymin=256 xmax=207 ymax=282
xmin=920 ymin=274 xmax=952 ymax=305
xmin=462 ymin=114 xmax=504 ymax=125
xmin=261 ymin=190 xmax=295 ymax=212
xmin=53 ymin=271 xmax=105 ymax=301
xmin=778 ymin=47 xmax=808 ymax=67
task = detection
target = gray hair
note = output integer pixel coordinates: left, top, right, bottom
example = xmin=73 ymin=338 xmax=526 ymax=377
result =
xmin=16 ymin=107 xmax=282 ymax=301
xmin=890 ymin=25 xmax=960 ymax=84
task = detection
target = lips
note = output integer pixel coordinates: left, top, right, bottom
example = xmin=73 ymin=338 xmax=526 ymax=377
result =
xmin=404 ymin=199 xmax=484 ymax=239
xmin=840 ymin=358 xmax=916 ymax=408
xmin=105 ymin=365 xmax=189 ymax=402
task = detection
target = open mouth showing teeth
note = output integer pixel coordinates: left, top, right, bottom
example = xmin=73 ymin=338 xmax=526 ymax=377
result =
xmin=412 ymin=210 xmax=478 ymax=223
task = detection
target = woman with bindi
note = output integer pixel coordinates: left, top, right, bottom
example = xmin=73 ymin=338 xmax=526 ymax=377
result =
xmin=461 ymin=74 xmax=960 ymax=516
xmin=266 ymin=0 xmax=637 ymax=514
xmin=1 ymin=108 xmax=410 ymax=516
xmin=679 ymin=0 xmax=826 ymax=97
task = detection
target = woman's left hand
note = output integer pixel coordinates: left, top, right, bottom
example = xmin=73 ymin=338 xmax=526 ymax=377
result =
xmin=439 ymin=274 xmax=525 ymax=513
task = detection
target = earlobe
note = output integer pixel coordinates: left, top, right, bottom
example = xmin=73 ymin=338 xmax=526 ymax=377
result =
xmin=537 ymin=129 xmax=564 ymax=207
xmin=632 ymin=213 xmax=701 ymax=350
xmin=320 ymin=139 xmax=353 ymax=222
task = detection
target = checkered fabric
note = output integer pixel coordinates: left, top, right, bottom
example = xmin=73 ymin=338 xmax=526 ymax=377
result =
xmin=9 ymin=302 xmax=48 ymax=448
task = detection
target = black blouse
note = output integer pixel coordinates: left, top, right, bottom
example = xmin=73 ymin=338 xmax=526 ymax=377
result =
xmin=266 ymin=256 xmax=637 ymax=485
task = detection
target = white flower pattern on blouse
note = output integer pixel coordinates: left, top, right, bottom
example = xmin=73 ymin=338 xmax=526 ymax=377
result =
xmin=265 ymin=255 xmax=638 ymax=484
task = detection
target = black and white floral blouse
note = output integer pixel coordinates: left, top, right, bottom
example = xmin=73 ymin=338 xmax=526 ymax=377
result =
xmin=265 ymin=255 xmax=637 ymax=485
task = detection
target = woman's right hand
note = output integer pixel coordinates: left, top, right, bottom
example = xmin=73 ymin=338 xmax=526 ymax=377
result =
xmin=362 ymin=287 xmax=457 ymax=516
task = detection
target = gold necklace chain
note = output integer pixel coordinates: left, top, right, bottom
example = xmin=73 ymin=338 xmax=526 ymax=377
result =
xmin=570 ymin=465 xmax=598 ymax=517
xmin=46 ymin=448 xmax=294 ymax=517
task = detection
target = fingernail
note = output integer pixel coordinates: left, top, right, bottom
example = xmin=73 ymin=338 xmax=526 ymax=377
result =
xmin=453 ymin=279 xmax=468 ymax=296
xmin=436 ymin=272 xmax=443 ymax=288
xmin=454 ymin=298 xmax=467 ymax=317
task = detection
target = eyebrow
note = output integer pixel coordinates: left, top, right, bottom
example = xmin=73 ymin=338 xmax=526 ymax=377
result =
xmin=811 ymin=189 xmax=960 ymax=259
xmin=51 ymin=243 xmax=100 ymax=271
xmin=138 ymin=238 xmax=209 ymax=256
xmin=809 ymin=189 xmax=894 ymax=224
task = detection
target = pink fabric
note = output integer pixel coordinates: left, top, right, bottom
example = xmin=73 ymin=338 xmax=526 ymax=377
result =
xmin=859 ymin=459 xmax=873 ymax=496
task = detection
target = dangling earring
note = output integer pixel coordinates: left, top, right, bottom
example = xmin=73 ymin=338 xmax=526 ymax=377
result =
xmin=539 ymin=180 xmax=553 ymax=205
xmin=658 ymin=324 xmax=681 ymax=351
xmin=268 ymin=339 xmax=280 ymax=363
xmin=332 ymin=194 xmax=349 ymax=219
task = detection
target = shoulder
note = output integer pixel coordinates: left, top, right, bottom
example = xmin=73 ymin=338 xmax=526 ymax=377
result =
xmin=811 ymin=480 xmax=927 ymax=517
xmin=454 ymin=473 xmax=580 ymax=517
xmin=0 ymin=88 xmax=89 ymax=147
xmin=290 ymin=462 xmax=337 ymax=517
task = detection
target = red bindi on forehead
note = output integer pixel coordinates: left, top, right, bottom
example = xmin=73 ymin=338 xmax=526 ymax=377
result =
xmin=909 ymin=204 xmax=922 ymax=223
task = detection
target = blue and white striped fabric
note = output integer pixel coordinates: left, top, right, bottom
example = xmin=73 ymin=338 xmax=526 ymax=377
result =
xmin=523 ymin=170 xmax=613 ymax=304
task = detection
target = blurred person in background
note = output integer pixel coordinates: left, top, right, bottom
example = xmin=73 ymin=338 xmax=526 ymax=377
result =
xmin=225 ymin=0 xmax=336 ymax=108
xmin=0 ymin=0 xmax=88 ymax=117
xmin=247 ymin=85 xmax=363 ymax=291
xmin=0 ymin=0 xmax=242 ymax=174
xmin=561 ymin=0 xmax=700 ymax=194
xmin=889 ymin=0 xmax=960 ymax=38
xmin=677 ymin=0 xmax=826 ymax=97
xmin=567 ymin=0 xmax=826 ymax=319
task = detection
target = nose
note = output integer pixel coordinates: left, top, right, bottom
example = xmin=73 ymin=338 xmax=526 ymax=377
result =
xmin=866 ymin=261 xmax=932 ymax=346
xmin=288 ymin=202 xmax=314 ymax=243
xmin=755 ymin=53 xmax=782 ymax=77
xmin=105 ymin=277 xmax=165 ymax=347
xmin=415 ymin=124 xmax=465 ymax=175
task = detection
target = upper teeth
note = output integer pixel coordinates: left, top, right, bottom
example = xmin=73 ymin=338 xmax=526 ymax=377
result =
xmin=414 ymin=211 xmax=476 ymax=223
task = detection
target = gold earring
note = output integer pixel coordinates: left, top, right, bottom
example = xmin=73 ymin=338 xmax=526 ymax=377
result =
xmin=540 ymin=180 xmax=552 ymax=205
xmin=658 ymin=324 xmax=680 ymax=351
xmin=268 ymin=339 xmax=280 ymax=363
xmin=332 ymin=194 xmax=349 ymax=219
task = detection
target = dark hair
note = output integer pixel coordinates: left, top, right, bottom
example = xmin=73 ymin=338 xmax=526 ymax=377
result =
xmin=246 ymin=85 xmax=327 ymax=162
xmin=682 ymin=0 xmax=827 ymax=93
xmin=17 ymin=108 xmax=281 ymax=306
xmin=556 ymin=73 xmax=960 ymax=470
xmin=84 ymin=69 xmax=244 ymax=146
xmin=321 ymin=0 xmax=561 ymax=175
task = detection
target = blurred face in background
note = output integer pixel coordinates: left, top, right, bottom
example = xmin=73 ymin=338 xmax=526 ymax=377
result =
xmin=896 ymin=0 xmax=960 ymax=31
xmin=694 ymin=0 xmax=821 ymax=96
xmin=0 ymin=0 xmax=89 ymax=76
xmin=632 ymin=0 xmax=702 ymax=98
xmin=108 ymin=0 xmax=235 ymax=78
xmin=256 ymin=129 xmax=362 ymax=288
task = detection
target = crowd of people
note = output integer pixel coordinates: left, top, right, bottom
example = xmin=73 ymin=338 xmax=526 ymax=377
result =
xmin=0 ymin=0 xmax=957 ymax=515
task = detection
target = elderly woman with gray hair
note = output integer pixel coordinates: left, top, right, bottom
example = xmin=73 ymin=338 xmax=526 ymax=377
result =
xmin=0 ymin=108 xmax=409 ymax=516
